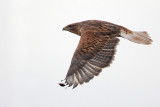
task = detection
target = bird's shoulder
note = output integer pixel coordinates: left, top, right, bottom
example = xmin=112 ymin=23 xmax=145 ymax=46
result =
xmin=80 ymin=20 xmax=120 ymax=36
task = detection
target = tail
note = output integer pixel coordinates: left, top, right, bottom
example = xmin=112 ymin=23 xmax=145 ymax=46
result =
xmin=120 ymin=28 xmax=152 ymax=45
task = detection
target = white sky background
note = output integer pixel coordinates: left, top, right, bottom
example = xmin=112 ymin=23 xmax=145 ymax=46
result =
xmin=0 ymin=0 xmax=160 ymax=107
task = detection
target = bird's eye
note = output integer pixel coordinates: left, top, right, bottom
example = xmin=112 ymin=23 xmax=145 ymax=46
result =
xmin=68 ymin=25 xmax=72 ymax=28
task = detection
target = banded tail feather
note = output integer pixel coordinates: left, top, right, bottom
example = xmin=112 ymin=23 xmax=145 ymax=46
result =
xmin=120 ymin=28 xmax=152 ymax=45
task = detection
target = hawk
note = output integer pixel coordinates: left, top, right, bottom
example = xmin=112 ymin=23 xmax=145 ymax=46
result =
xmin=59 ymin=20 xmax=152 ymax=88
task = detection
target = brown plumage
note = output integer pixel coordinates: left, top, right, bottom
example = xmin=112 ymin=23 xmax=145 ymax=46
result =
xmin=60 ymin=20 xmax=152 ymax=88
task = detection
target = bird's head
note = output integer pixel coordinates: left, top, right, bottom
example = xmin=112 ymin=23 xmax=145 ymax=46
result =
xmin=63 ymin=22 xmax=82 ymax=35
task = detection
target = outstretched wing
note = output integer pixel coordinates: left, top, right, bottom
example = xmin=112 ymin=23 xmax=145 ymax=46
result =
xmin=61 ymin=31 xmax=120 ymax=88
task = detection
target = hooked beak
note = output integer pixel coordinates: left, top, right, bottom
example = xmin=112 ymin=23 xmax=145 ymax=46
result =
xmin=62 ymin=27 xmax=67 ymax=31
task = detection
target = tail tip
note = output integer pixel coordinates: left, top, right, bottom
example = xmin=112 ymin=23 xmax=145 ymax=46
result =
xmin=134 ymin=31 xmax=153 ymax=45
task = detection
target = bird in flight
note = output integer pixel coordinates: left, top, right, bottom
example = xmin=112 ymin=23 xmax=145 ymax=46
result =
xmin=59 ymin=20 xmax=152 ymax=88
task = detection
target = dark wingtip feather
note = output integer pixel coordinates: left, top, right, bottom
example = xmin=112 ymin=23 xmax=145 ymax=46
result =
xmin=59 ymin=83 xmax=66 ymax=87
